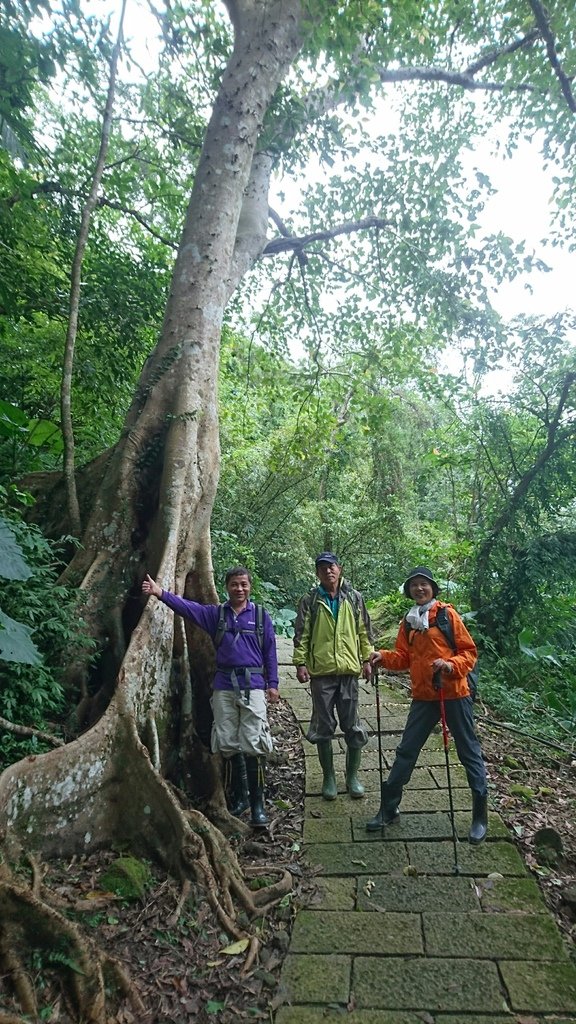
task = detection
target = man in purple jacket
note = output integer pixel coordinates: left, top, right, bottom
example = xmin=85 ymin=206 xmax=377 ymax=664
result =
xmin=142 ymin=566 xmax=279 ymax=827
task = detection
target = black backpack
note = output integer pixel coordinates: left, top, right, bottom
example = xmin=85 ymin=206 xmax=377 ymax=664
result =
xmin=404 ymin=604 xmax=479 ymax=701
xmin=213 ymin=603 xmax=265 ymax=652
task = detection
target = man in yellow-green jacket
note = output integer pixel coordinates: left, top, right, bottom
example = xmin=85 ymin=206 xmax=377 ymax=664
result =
xmin=293 ymin=552 xmax=374 ymax=800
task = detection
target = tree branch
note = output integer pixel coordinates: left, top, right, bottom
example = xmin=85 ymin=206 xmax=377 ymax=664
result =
xmin=0 ymin=716 xmax=63 ymax=747
xmin=526 ymin=0 xmax=576 ymax=112
xmin=97 ymin=197 xmax=177 ymax=248
xmin=465 ymin=29 xmax=540 ymax=76
xmin=262 ymin=215 xmax=390 ymax=256
xmin=375 ymin=64 xmax=533 ymax=93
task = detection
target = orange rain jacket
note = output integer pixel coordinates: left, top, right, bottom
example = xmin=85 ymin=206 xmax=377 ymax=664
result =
xmin=379 ymin=600 xmax=477 ymax=701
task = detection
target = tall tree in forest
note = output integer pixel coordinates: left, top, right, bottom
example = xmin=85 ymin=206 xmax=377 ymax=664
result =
xmin=1 ymin=0 xmax=576 ymax=1004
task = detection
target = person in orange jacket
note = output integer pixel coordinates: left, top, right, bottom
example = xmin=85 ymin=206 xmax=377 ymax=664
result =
xmin=365 ymin=567 xmax=488 ymax=843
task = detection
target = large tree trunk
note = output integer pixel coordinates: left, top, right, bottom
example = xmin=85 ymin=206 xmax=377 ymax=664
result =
xmin=0 ymin=0 xmax=304 ymax=868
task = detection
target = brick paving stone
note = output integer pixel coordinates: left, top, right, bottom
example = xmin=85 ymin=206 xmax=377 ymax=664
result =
xmin=475 ymin=874 xmax=548 ymax=912
xmin=279 ymin=953 xmax=350 ymax=1004
xmin=353 ymin=957 xmax=505 ymax=1012
xmin=276 ymin=1010 xmax=429 ymax=1024
xmin=435 ymin=1018 xmax=514 ymax=1024
xmin=353 ymin=811 xmax=509 ymax=842
xmin=305 ymin=840 xmax=407 ymax=875
xmin=290 ymin=910 xmax=423 ymax=955
xmin=304 ymin=818 xmax=355 ymax=843
xmin=353 ymin=811 xmax=456 ymax=842
xmin=304 ymin=795 xmax=385 ymax=819
xmin=356 ymin=874 xmax=480 ymax=913
xmin=422 ymin=910 xmax=568 ymax=959
xmin=306 ymin=876 xmax=356 ymax=910
xmin=500 ymin=961 xmax=576 ymax=1013
xmin=414 ymin=749 xmax=461 ymax=766
xmin=430 ymin=764 xmax=468 ymax=786
xmin=408 ymin=839 xmax=528 ymax=875
xmin=391 ymin=788 xmax=473 ymax=811
xmin=365 ymin=733 xmax=405 ymax=751
xmin=273 ymin=639 xmax=574 ymax=1024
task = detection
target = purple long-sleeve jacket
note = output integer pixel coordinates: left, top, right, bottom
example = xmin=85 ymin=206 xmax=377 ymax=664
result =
xmin=159 ymin=591 xmax=279 ymax=692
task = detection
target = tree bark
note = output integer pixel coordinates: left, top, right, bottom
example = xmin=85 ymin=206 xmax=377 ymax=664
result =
xmin=0 ymin=0 xmax=306 ymax=856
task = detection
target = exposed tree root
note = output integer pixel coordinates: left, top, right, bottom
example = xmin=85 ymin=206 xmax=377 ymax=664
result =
xmin=167 ymin=877 xmax=191 ymax=927
xmin=0 ymin=863 xmax=146 ymax=1022
xmin=0 ymin=708 xmax=295 ymax=1015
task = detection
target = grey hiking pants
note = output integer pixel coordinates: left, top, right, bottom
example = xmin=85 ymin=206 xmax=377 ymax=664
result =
xmin=307 ymin=674 xmax=368 ymax=749
xmin=386 ymin=696 xmax=487 ymax=796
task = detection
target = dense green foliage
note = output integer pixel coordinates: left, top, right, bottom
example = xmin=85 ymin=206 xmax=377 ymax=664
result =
xmin=0 ymin=498 xmax=95 ymax=770
xmin=0 ymin=0 xmax=575 ymax=749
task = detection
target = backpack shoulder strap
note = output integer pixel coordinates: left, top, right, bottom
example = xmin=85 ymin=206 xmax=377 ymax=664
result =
xmin=214 ymin=603 xmax=226 ymax=649
xmin=254 ymin=603 xmax=264 ymax=652
xmin=348 ymin=587 xmax=361 ymax=621
xmin=434 ymin=603 xmax=457 ymax=652
xmin=308 ymin=587 xmax=320 ymax=625
xmin=214 ymin=602 xmax=265 ymax=651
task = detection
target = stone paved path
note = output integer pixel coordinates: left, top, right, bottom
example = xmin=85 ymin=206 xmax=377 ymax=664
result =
xmin=274 ymin=637 xmax=576 ymax=1024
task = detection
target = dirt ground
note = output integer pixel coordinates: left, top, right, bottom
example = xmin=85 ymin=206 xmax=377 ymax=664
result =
xmin=1 ymin=695 xmax=574 ymax=1022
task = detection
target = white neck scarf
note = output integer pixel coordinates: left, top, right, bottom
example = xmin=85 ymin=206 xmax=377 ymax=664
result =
xmin=405 ymin=598 xmax=437 ymax=632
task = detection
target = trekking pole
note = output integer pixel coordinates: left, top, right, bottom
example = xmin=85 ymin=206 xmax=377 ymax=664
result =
xmin=433 ymin=669 xmax=460 ymax=875
xmin=373 ymin=665 xmax=385 ymax=836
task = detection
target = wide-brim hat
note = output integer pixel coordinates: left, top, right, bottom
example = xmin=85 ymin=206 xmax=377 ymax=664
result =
xmin=403 ymin=566 xmax=439 ymax=598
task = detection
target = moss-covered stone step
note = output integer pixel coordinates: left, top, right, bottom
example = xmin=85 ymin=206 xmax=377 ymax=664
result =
xmin=305 ymin=841 xmax=407 ymax=875
xmin=364 ymin=733 xmax=405 ymax=751
xmin=290 ymin=910 xmax=423 ymax=955
xmin=394 ymin=789 xmax=473 ymax=812
xmin=352 ymin=812 xmax=450 ymax=843
xmin=352 ymin=810 xmax=507 ymax=842
xmin=475 ymin=874 xmax=547 ymax=913
xmin=414 ymin=749 xmax=462 ymax=767
xmin=408 ymin=840 xmax=527 ymax=876
xmin=305 ymin=875 xmax=356 ymax=911
xmin=500 ymin=960 xmax=576 ymax=1012
xmin=276 ymin=1008 xmax=433 ymax=1024
xmin=279 ymin=953 xmax=350 ymax=1004
xmin=305 ymin=768 xmax=439 ymax=796
xmin=353 ymin=957 xmax=505 ymax=1012
xmin=305 ymin=796 xmax=388 ymax=819
xmin=364 ymin=715 xmax=411 ymax=733
xmin=360 ymin=748 xmax=460 ymax=770
xmin=422 ymin=910 xmax=568 ymax=960
xmin=356 ymin=874 xmax=480 ymax=913
xmin=304 ymin=818 xmax=355 ymax=843
xmin=435 ymin=1018 xmax=514 ymax=1024
xmin=430 ymin=764 xmax=468 ymax=787
xmin=303 ymin=792 xmax=471 ymax=819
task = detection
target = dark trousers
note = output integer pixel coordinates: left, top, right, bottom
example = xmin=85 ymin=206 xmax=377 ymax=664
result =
xmin=387 ymin=696 xmax=487 ymax=795
xmin=307 ymin=674 xmax=368 ymax=749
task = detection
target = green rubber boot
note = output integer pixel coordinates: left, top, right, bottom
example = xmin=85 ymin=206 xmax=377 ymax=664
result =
xmin=317 ymin=740 xmax=337 ymax=801
xmin=345 ymin=746 xmax=365 ymax=799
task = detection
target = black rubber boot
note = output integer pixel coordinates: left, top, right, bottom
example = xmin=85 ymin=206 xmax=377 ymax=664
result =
xmin=365 ymin=783 xmax=401 ymax=832
xmin=227 ymin=753 xmax=249 ymax=817
xmin=345 ymin=746 xmax=365 ymax=799
xmin=317 ymin=740 xmax=337 ymax=800
xmin=246 ymin=755 xmax=269 ymax=827
xmin=469 ymin=790 xmax=488 ymax=845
